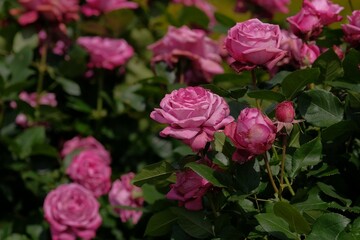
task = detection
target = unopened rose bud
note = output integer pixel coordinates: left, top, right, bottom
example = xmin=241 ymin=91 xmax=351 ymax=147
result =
xmin=275 ymin=101 xmax=295 ymax=123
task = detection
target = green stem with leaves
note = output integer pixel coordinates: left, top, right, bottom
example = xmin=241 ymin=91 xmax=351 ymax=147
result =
xmin=263 ymin=153 xmax=279 ymax=197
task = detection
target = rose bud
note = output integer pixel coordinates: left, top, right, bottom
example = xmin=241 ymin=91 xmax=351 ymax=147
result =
xmin=275 ymin=101 xmax=295 ymax=123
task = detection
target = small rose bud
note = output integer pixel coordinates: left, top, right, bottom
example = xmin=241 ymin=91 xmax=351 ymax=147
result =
xmin=276 ymin=101 xmax=295 ymax=123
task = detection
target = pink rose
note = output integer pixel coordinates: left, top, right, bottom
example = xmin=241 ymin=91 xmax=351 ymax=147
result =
xmin=150 ymin=86 xmax=234 ymax=152
xmin=279 ymin=30 xmax=303 ymax=67
xmin=275 ymin=101 xmax=295 ymax=123
xmin=304 ymin=0 xmax=343 ymax=25
xmin=172 ymin=0 xmax=216 ymax=26
xmin=342 ymin=10 xmax=360 ymax=47
xmin=13 ymin=0 xmax=79 ymax=26
xmin=61 ymin=136 xmax=111 ymax=164
xmin=287 ymin=8 xmax=323 ymax=40
xmin=224 ymin=108 xmax=276 ymax=160
xmin=108 ymin=172 xmax=144 ymax=224
xmin=77 ymin=37 xmax=134 ymax=70
xmin=66 ymin=149 xmax=112 ymax=197
xmin=43 ymin=183 xmax=102 ymax=240
xmin=148 ymin=26 xmax=223 ymax=85
xmin=300 ymin=42 xmax=320 ymax=66
xmin=235 ymin=0 xmax=289 ymax=19
xmin=225 ymin=18 xmax=287 ymax=72
xmin=167 ymin=168 xmax=211 ymax=210
xmin=81 ymin=0 xmax=138 ymax=17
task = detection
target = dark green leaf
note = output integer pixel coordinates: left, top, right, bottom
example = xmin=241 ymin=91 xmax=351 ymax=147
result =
xmin=179 ymin=6 xmax=209 ymax=28
xmin=343 ymin=49 xmax=360 ymax=83
xmin=14 ymin=126 xmax=46 ymax=159
xmin=338 ymin=217 xmax=360 ymax=240
xmin=202 ymin=84 xmax=230 ymax=98
xmin=214 ymin=12 xmax=236 ymax=28
xmin=142 ymin=184 xmax=165 ymax=204
xmin=307 ymin=213 xmax=350 ymax=240
xmin=294 ymin=187 xmax=329 ymax=211
xmin=307 ymin=163 xmax=340 ymax=178
xmin=185 ymin=162 xmax=225 ymax=187
xmin=213 ymin=73 xmax=251 ymax=86
xmin=325 ymin=81 xmax=360 ymax=91
xmin=348 ymin=91 xmax=360 ymax=109
xmin=317 ymin=182 xmax=352 ymax=207
xmin=298 ymin=89 xmax=344 ymax=127
xmin=12 ymin=29 xmax=39 ymax=52
xmin=274 ymin=201 xmax=311 ymax=234
xmin=313 ymin=49 xmax=343 ymax=83
xmin=9 ymin=47 xmax=34 ymax=83
xmin=132 ymin=161 xmax=175 ymax=187
xmin=233 ymin=160 xmax=260 ymax=194
xmin=56 ymin=77 xmax=81 ymax=96
xmin=268 ymin=71 xmax=292 ymax=86
xmin=229 ymin=87 xmax=248 ymax=99
xmin=322 ymin=121 xmax=358 ymax=141
xmin=144 ymin=210 xmax=177 ymax=237
xmin=247 ymin=90 xmax=286 ymax=102
xmin=255 ymin=213 xmax=297 ymax=240
xmin=281 ymin=68 xmax=320 ymax=99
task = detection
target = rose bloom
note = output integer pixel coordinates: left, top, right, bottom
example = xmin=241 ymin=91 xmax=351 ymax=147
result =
xmin=43 ymin=183 xmax=102 ymax=240
xmin=300 ymin=42 xmax=321 ymax=66
xmin=150 ymin=86 xmax=234 ymax=152
xmin=304 ymin=0 xmax=343 ymax=25
xmin=224 ymin=108 xmax=276 ymax=162
xmin=287 ymin=8 xmax=323 ymax=40
xmin=235 ymin=0 xmax=289 ymax=19
xmin=172 ymin=0 xmax=216 ymax=26
xmin=167 ymin=168 xmax=212 ymax=211
xmin=77 ymin=36 xmax=134 ymax=70
xmin=342 ymin=10 xmax=360 ymax=47
xmin=61 ymin=136 xmax=111 ymax=164
xmin=108 ymin=172 xmax=144 ymax=224
xmin=276 ymin=101 xmax=295 ymax=123
xmin=66 ymin=149 xmax=112 ymax=197
xmin=148 ymin=26 xmax=223 ymax=85
xmin=279 ymin=30 xmax=303 ymax=67
xmin=12 ymin=0 xmax=79 ymax=26
xmin=81 ymin=0 xmax=138 ymax=17
xmin=225 ymin=18 xmax=287 ymax=72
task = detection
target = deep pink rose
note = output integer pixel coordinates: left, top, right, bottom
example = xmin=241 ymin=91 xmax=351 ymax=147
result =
xmin=108 ymin=172 xmax=144 ymax=224
xmin=150 ymin=86 xmax=234 ymax=152
xmin=235 ymin=0 xmax=289 ymax=19
xmin=279 ymin=30 xmax=303 ymax=67
xmin=148 ymin=26 xmax=223 ymax=85
xmin=167 ymin=168 xmax=211 ymax=210
xmin=81 ymin=0 xmax=138 ymax=17
xmin=275 ymin=101 xmax=295 ymax=123
xmin=13 ymin=0 xmax=79 ymax=26
xmin=77 ymin=37 xmax=134 ymax=70
xmin=224 ymin=108 xmax=276 ymax=160
xmin=304 ymin=0 xmax=343 ymax=25
xmin=225 ymin=18 xmax=287 ymax=72
xmin=43 ymin=183 xmax=102 ymax=240
xmin=287 ymin=8 xmax=323 ymax=40
xmin=172 ymin=0 xmax=216 ymax=26
xmin=61 ymin=136 xmax=111 ymax=164
xmin=342 ymin=10 xmax=360 ymax=47
xmin=300 ymin=42 xmax=321 ymax=66
xmin=66 ymin=149 xmax=112 ymax=197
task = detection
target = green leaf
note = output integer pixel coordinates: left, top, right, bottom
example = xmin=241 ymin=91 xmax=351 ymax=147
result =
xmin=233 ymin=160 xmax=260 ymax=194
xmin=322 ymin=120 xmax=358 ymax=141
xmin=179 ymin=6 xmax=209 ymax=28
xmin=142 ymin=184 xmax=164 ymax=204
xmin=281 ymin=68 xmax=320 ymax=99
xmin=9 ymin=47 xmax=34 ymax=83
xmin=289 ymin=136 xmax=322 ymax=179
xmin=171 ymin=207 xmax=214 ymax=239
xmin=12 ymin=29 xmax=39 ymax=52
xmin=307 ymin=163 xmax=340 ymax=178
xmin=132 ymin=161 xmax=175 ymax=187
xmin=14 ymin=126 xmax=46 ymax=159
xmin=214 ymin=12 xmax=236 ymax=28
xmin=202 ymin=84 xmax=230 ymax=98
xmin=144 ymin=210 xmax=177 ymax=237
xmin=348 ymin=90 xmax=360 ymax=109
xmin=185 ymin=162 xmax=225 ymax=187
xmin=213 ymin=73 xmax=251 ymax=86
xmin=114 ymin=84 xmax=145 ymax=112
xmin=298 ymin=89 xmax=344 ymax=127
xmin=307 ymin=213 xmax=351 ymax=240
xmin=56 ymin=77 xmax=81 ymax=96
xmin=255 ymin=213 xmax=298 ymax=240
xmin=294 ymin=187 xmax=329 ymax=211
xmin=343 ymin=49 xmax=360 ymax=83
xmin=313 ymin=49 xmax=343 ymax=83
xmin=268 ymin=71 xmax=292 ymax=86
xmin=317 ymin=182 xmax=352 ymax=207
xmin=274 ymin=202 xmax=311 ymax=234
xmin=338 ymin=217 xmax=360 ymax=240
xmin=247 ymin=90 xmax=286 ymax=102
xmin=326 ymin=81 xmax=360 ymax=91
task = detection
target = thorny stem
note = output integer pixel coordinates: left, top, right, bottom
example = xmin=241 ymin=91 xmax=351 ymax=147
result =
xmin=263 ymin=153 xmax=279 ymax=197
xmin=279 ymin=134 xmax=287 ymax=198
xmin=251 ymin=69 xmax=261 ymax=108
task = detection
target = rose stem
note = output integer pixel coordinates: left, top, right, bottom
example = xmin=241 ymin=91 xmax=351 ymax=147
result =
xmin=35 ymin=43 xmax=48 ymax=120
xmin=251 ymin=69 xmax=261 ymax=108
xmin=348 ymin=0 xmax=354 ymax=11
xmin=96 ymin=71 xmax=105 ymax=120
xmin=279 ymin=134 xmax=287 ymax=199
xmin=263 ymin=153 xmax=279 ymax=197
xmin=284 ymin=176 xmax=295 ymax=196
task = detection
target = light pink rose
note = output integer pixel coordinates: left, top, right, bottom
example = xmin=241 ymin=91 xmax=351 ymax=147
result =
xmin=304 ymin=0 xmax=343 ymax=25
xmin=148 ymin=26 xmax=223 ymax=85
xmin=235 ymin=0 xmax=289 ymax=19
xmin=81 ymin=0 xmax=138 ymax=17
xmin=300 ymin=42 xmax=321 ymax=66
xmin=225 ymin=18 xmax=287 ymax=72
xmin=77 ymin=36 xmax=134 ymax=70
xmin=61 ymin=136 xmax=111 ymax=164
xmin=224 ymin=108 xmax=276 ymax=162
xmin=43 ymin=183 xmax=102 ymax=240
xmin=287 ymin=8 xmax=323 ymax=40
xmin=150 ymin=86 xmax=234 ymax=152
xmin=66 ymin=149 xmax=112 ymax=197
xmin=12 ymin=0 xmax=79 ymax=26
xmin=342 ymin=10 xmax=360 ymax=47
xmin=167 ymin=168 xmax=211 ymax=211
xmin=172 ymin=0 xmax=216 ymax=26
xmin=108 ymin=172 xmax=144 ymax=224
xmin=275 ymin=101 xmax=295 ymax=123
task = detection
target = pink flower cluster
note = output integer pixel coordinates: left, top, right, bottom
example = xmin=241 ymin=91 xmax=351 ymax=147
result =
xmin=108 ymin=172 xmax=144 ymax=224
xmin=172 ymin=0 xmax=216 ymax=26
xmin=148 ymin=26 xmax=223 ymax=85
xmin=150 ymin=86 xmax=234 ymax=152
xmin=342 ymin=10 xmax=360 ymax=47
xmin=81 ymin=0 xmax=138 ymax=17
xmin=77 ymin=36 xmax=134 ymax=71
